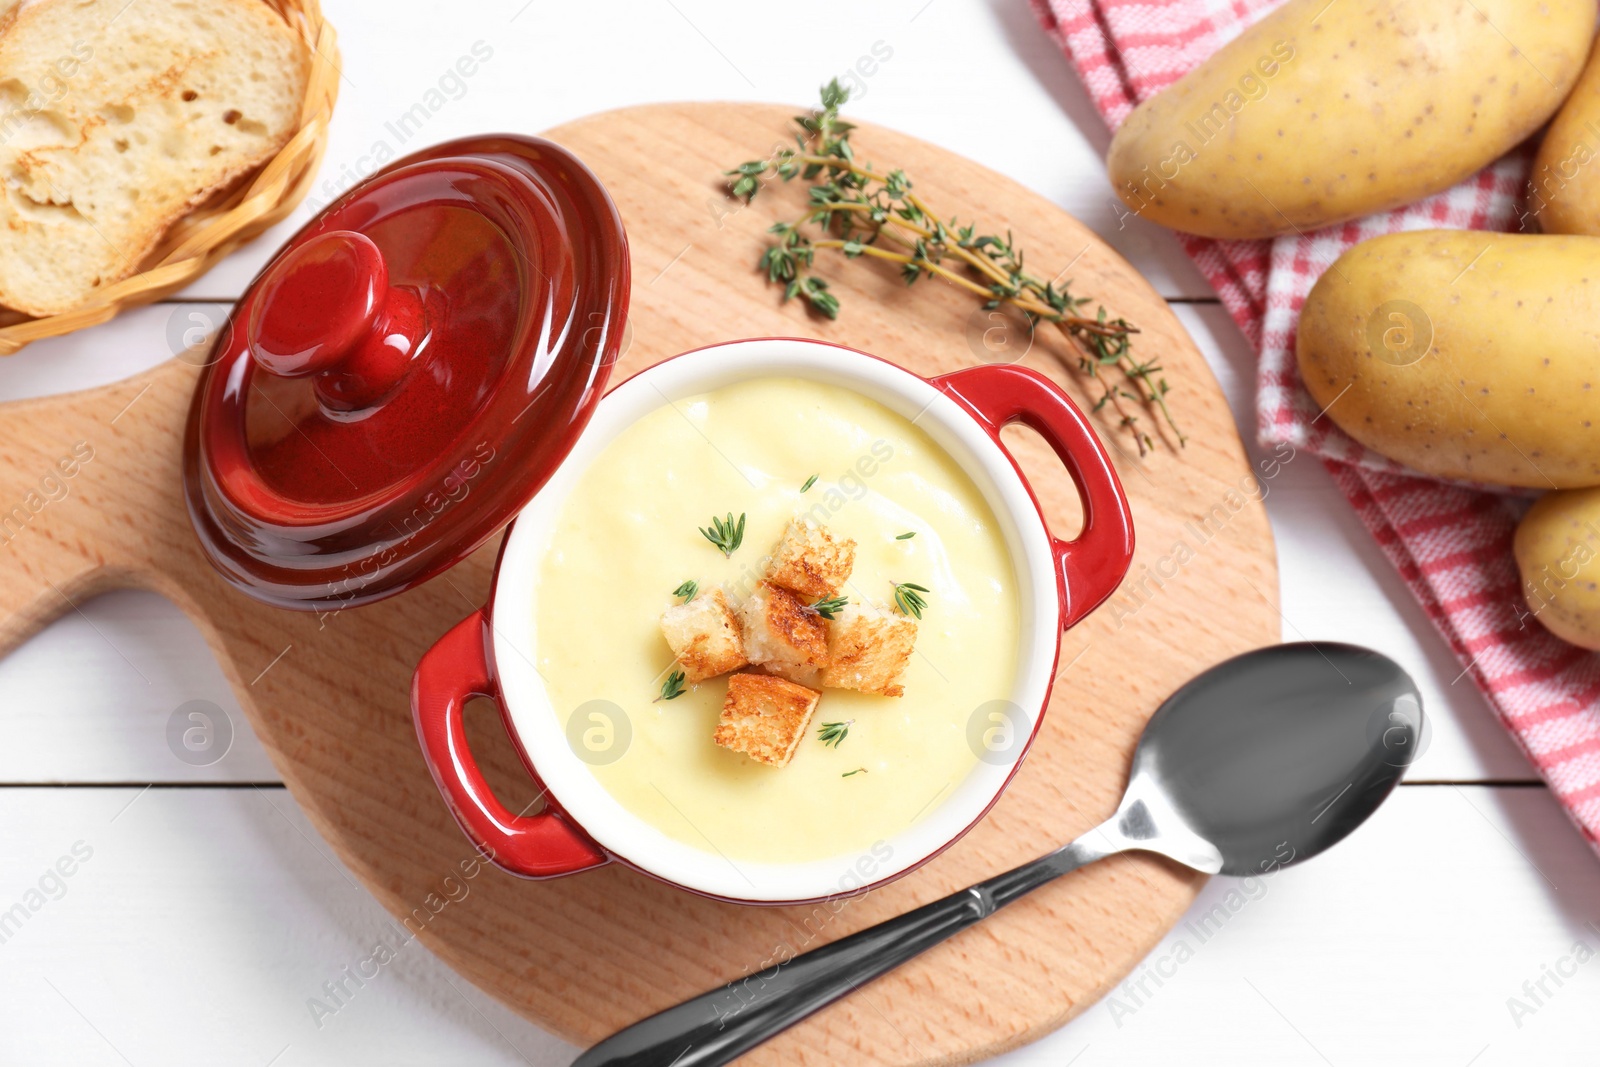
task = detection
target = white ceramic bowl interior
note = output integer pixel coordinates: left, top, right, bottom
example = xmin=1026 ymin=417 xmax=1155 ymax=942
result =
xmin=492 ymin=338 xmax=1060 ymax=901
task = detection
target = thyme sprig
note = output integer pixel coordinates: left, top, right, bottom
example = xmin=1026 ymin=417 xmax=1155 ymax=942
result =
xmin=725 ymin=79 xmax=1183 ymax=455
xmin=807 ymin=595 xmax=849 ymax=620
xmin=818 ymin=719 xmax=853 ymax=747
xmin=672 ymin=579 xmax=699 ymax=603
xmin=699 ymin=512 xmax=746 ymax=558
xmin=892 ymin=581 xmax=929 ymax=619
xmin=658 ymin=670 xmax=687 ymax=702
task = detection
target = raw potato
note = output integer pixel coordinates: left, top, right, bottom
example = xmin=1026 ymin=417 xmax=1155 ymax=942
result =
xmin=1107 ymin=0 xmax=1595 ymax=240
xmin=1532 ymin=40 xmax=1600 ymax=235
xmin=1296 ymin=230 xmax=1600 ymax=489
xmin=1515 ymin=488 xmax=1600 ymax=650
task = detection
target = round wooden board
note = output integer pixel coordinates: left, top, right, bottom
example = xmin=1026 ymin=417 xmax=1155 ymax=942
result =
xmin=0 ymin=103 xmax=1278 ymax=1064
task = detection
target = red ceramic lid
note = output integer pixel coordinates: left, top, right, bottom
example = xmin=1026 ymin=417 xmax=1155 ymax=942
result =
xmin=183 ymin=135 xmax=630 ymax=611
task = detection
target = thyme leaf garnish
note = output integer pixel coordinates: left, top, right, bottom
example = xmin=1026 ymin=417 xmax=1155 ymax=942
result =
xmin=657 ymin=670 xmax=687 ymax=702
xmin=672 ymin=579 xmax=699 ymax=603
xmin=892 ymin=581 xmax=929 ymax=619
xmin=807 ymin=595 xmax=848 ymax=620
xmin=699 ymin=512 xmax=746 ymax=558
xmin=818 ymin=719 xmax=853 ymax=748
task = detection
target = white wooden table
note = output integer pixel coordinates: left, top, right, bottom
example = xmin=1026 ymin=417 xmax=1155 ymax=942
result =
xmin=1 ymin=2 xmax=1594 ymax=1064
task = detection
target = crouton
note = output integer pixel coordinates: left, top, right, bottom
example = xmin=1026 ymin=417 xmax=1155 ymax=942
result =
xmin=739 ymin=581 xmax=828 ymax=679
xmin=714 ymin=672 xmax=822 ymax=767
xmin=766 ymin=518 xmax=856 ymax=599
xmin=659 ymin=588 xmax=746 ymax=682
xmin=822 ymin=603 xmax=918 ymax=697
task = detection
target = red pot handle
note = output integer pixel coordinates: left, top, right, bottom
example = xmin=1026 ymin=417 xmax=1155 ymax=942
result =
xmin=411 ymin=610 xmax=609 ymax=877
xmin=933 ymin=364 xmax=1135 ymax=630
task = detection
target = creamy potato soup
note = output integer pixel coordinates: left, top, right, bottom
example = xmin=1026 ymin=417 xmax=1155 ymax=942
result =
xmin=533 ymin=377 xmax=1020 ymax=865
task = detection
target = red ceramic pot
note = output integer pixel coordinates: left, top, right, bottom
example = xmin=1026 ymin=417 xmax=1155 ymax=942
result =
xmin=412 ymin=337 xmax=1134 ymax=904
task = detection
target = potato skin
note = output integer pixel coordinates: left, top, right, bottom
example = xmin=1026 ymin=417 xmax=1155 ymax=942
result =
xmin=1107 ymin=0 xmax=1595 ymax=240
xmin=1515 ymin=488 xmax=1600 ymax=650
xmin=1296 ymin=231 xmax=1600 ymax=489
xmin=1532 ymin=39 xmax=1600 ymax=235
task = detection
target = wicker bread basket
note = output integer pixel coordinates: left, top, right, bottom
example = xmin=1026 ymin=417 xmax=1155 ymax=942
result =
xmin=0 ymin=0 xmax=340 ymax=355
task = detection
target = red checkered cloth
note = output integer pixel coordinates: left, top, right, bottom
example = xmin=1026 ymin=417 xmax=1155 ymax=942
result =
xmin=1032 ymin=0 xmax=1600 ymax=855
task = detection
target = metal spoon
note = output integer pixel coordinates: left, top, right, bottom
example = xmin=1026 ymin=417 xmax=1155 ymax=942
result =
xmin=576 ymin=642 xmax=1422 ymax=1067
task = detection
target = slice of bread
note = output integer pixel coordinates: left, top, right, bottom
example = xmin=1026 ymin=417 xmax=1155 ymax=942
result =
xmin=660 ymin=587 xmax=747 ymax=683
xmin=714 ymin=672 xmax=821 ymax=767
xmin=0 ymin=0 xmax=309 ymax=315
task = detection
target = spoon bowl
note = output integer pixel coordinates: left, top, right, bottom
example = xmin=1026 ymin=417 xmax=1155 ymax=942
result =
xmin=577 ymin=642 xmax=1423 ymax=1067
xmin=1129 ymin=641 xmax=1421 ymax=876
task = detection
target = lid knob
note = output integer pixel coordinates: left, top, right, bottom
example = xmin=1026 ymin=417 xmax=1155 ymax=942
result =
xmin=246 ymin=229 xmax=427 ymax=412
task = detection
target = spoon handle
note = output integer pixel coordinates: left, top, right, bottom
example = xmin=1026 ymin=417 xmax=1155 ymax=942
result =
xmin=574 ymin=836 xmax=1114 ymax=1067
